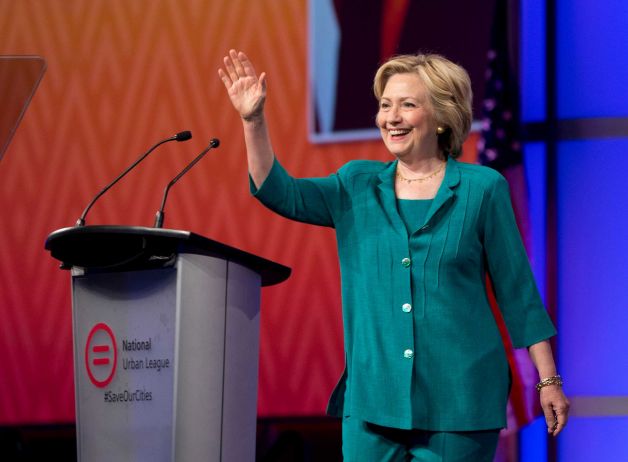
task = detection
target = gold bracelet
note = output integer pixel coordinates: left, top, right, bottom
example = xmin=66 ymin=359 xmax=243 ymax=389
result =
xmin=536 ymin=374 xmax=563 ymax=392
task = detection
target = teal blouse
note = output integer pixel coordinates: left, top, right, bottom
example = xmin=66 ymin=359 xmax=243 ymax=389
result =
xmin=397 ymin=198 xmax=433 ymax=236
xmin=250 ymin=156 xmax=556 ymax=431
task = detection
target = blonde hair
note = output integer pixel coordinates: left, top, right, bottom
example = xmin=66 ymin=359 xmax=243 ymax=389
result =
xmin=373 ymin=54 xmax=473 ymax=157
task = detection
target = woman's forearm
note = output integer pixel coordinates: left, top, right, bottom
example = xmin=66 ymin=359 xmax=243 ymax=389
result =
xmin=528 ymin=339 xmax=558 ymax=379
xmin=242 ymin=114 xmax=275 ymax=188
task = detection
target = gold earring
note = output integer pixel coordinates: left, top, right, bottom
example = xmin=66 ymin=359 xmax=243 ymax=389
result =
xmin=436 ymin=126 xmax=445 ymax=135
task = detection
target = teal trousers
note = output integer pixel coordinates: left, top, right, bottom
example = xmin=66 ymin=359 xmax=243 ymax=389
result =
xmin=342 ymin=417 xmax=500 ymax=462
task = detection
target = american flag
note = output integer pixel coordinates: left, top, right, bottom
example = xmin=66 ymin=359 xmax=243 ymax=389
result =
xmin=477 ymin=0 xmax=522 ymax=172
xmin=477 ymin=0 xmax=542 ymax=449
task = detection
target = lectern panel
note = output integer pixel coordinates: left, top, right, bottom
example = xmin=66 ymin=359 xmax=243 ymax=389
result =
xmin=172 ymin=254 xmax=229 ymax=461
xmin=222 ymin=261 xmax=261 ymax=460
xmin=72 ymin=268 xmax=177 ymax=462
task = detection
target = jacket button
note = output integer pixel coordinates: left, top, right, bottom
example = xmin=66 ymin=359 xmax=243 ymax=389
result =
xmin=402 ymin=303 xmax=412 ymax=313
xmin=401 ymin=257 xmax=411 ymax=267
xmin=403 ymin=349 xmax=414 ymax=359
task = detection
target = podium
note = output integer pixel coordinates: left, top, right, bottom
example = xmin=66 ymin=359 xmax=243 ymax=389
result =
xmin=45 ymin=226 xmax=290 ymax=462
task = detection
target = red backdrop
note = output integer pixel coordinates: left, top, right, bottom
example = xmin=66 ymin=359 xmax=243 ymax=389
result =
xmin=0 ymin=0 xmax=478 ymax=423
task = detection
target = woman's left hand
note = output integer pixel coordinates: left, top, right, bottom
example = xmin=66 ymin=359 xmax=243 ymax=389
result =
xmin=539 ymin=385 xmax=570 ymax=436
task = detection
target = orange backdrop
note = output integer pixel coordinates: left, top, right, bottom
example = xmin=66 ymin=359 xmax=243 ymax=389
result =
xmin=0 ymin=0 xmax=478 ymax=423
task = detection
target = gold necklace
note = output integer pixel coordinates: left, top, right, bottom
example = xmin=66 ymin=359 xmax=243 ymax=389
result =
xmin=396 ymin=163 xmax=445 ymax=183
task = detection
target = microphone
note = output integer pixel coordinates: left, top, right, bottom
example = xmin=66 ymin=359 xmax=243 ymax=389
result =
xmin=154 ymin=138 xmax=220 ymax=228
xmin=75 ymin=131 xmax=192 ymax=226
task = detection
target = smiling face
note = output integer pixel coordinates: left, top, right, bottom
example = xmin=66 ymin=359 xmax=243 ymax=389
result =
xmin=376 ymin=72 xmax=441 ymax=161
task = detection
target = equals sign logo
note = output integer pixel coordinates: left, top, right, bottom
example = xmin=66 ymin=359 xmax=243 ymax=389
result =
xmin=92 ymin=344 xmax=110 ymax=366
xmin=85 ymin=323 xmax=117 ymax=387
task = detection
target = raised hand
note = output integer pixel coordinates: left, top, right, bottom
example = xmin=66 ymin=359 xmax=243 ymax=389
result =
xmin=218 ymin=49 xmax=267 ymax=120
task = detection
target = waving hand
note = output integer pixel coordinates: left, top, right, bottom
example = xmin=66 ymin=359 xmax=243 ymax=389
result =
xmin=218 ymin=49 xmax=267 ymax=120
xmin=217 ymin=49 xmax=274 ymax=186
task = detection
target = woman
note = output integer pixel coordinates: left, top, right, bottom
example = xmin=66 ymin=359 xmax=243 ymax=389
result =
xmin=218 ymin=49 xmax=569 ymax=461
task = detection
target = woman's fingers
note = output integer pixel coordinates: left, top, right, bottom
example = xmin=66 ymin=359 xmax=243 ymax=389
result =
xmin=220 ymin=50 xmax=260 ymax=86
xmin=552 ymin=406 xmax=567 ymax=436
xmin=542 ymin=403 xmax=556 ymax=434
xmin=223 ymin=54 xmax=238 ymax=84
xmin=217 ymin=68 xmax=232 ymax=89
xmin=230 ymin=49 xmax=246 ymax=77
xmin=239 ymin=51 xmax=258 ymax=78
xmin=551 ymin=399 xmax=570 ymax=436
xmin=540 ymin=387 xmax=570 ymax=436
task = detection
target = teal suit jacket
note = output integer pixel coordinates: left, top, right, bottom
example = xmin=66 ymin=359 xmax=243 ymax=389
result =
xmin=251 ymin=156 xmax=556 ymax=431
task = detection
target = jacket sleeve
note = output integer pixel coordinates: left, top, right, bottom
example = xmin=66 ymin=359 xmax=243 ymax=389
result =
xmin=249 ymin=157 xmax=346 ymax=228
xmin=482 ymin=174 xmax=556 ymax=348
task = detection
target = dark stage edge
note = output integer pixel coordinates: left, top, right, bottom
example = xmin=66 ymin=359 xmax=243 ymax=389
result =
xmin=0 ymin=417 xmax=342 ymax=462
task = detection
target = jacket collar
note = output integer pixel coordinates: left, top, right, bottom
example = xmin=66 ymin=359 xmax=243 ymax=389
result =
xmin=424 ymin=156 xmax=460 ymax=226
xmin=376 ymin=160 xmax=404 ymax=234
xmin=376 ymin=156 xmax=461 ymax=230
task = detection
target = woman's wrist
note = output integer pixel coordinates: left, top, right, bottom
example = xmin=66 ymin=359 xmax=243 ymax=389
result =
xmin=536 ymin=374 xmax=563 ymax=392
xmin=241 ymin=109 xmax=265 ymax=123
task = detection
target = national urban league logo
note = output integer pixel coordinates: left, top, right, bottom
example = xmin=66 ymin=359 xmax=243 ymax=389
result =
xmin=85 ymin=323 xmax=117 ymax=388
